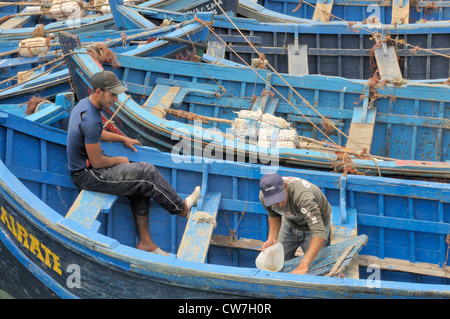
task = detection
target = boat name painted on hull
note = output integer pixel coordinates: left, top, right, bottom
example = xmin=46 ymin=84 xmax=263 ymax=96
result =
xmin=0 ymin=206 xmax=62 ymax=276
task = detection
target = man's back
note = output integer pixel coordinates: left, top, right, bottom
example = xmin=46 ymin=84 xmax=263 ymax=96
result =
xmin=66 ymin=97 xmax=102 ymax=172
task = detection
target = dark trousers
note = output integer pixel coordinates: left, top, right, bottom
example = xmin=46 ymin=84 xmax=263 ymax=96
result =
xmin=71 ymin=162 xmax=185 ymax=216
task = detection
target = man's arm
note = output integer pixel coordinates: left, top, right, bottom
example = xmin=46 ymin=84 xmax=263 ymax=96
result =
xmin=291 ymin=237 xmax=325 ymax=275
xmin=101 ymin=131 xmax=141 ymax=152
xmin=262 ymin=216 xmax=282 ymax=251
xmin=85 ymin=142 xmax=129 ymax=169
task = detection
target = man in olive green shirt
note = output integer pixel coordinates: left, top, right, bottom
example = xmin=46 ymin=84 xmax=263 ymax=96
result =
xmin=259 ymin=173 xmax=331 ymax=275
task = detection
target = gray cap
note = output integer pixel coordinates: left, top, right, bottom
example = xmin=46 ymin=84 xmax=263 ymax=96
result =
xmin=260 ymin=173 xmax=286 ymax=206
xmin=91 ymin=71 xmax=128 ymax=95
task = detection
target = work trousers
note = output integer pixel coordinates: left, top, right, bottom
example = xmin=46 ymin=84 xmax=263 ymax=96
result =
xmin=71 ymin=162 xmax=185 ymax=216
xmin=278 ymin=219 xmax=330 ymax=261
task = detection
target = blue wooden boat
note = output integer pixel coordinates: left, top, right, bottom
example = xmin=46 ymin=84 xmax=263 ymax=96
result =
xmin=62 ymin=38 xmax=450 ymax=180
xmin=0 ymin=110 xmax=449 ymax=299
xmin=0 ymin=91 xmax=73 ymax=129
xmin=110 ymin=0 xmax=450 ymax=80
xmin=0 ymin=12 xmax=116 ymax=42
xmin=0 ymin=23 xmax=207 ymax=90
xmin=249 ymin=0 xmax=450 ymax=24
xmin=0 ymin=14 xmax=212 ymax=103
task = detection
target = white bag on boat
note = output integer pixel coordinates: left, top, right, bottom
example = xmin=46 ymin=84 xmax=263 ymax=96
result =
xmin=258 ymin=128 xmax=299 ymax=149
xmin=18 ymin=37 xmax=50 ymax=57
xmin=47 ymin=0 xmax=86 ymax=21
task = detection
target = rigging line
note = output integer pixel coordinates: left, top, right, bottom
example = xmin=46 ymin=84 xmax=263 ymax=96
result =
xmin=196 ymin=15 xmax=335 ymax=143
xmin=172 ymin=22 xmax=383 ymax=176
xmin=297 ymin=0 xmax=450 ymax=59
xmin=210 ymin=0 xmax=383 ymax=176
xmin=201 ymin=21 xmax=382 ymax=176
xmin=209 ymin=1 xmax=365 ymax=150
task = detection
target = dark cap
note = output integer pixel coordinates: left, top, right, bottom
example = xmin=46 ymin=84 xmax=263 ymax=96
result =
xmin=260 ymin=173 xmax=286 ymax=206
xmin=91 ymin=71 xmax=128 ymax=95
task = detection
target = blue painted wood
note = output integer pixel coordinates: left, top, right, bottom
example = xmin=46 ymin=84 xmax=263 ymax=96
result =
xmin=281 ymin=235 xmax=368 ymax=275
xmin=177 ymin=192 xmax=222 ymax=263
xmin=0 ymin=17 xmax=211 ymax=104
xmin=62 ymin=40 xmax=450 ymax=180
xmin=114 ymin=1 xmax=450 ymax=80
xmin=0 ymin=111 xmax=449 ymax=298
xmin=65 ymin=190 xmax=118 ymax=232
xmin=253 ymin=0 xmax=450 ymax=23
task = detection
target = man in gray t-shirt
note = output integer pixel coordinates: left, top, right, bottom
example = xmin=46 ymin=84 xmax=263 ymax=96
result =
xmin=259 ymin=173 xmax=331 ymax=275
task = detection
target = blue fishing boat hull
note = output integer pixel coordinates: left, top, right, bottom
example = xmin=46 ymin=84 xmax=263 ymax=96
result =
xmin=0 ymin=111 xmax=449 ymax=299
xmin=0 ymin=15 xmax=212 ymax=103
xmin=253 ymin=0 xmax=450 ymax=23
xmin=62 ymin=40 xmax=450 ymax=179
xmin=110 ymin=0 xmax=450 ymax=80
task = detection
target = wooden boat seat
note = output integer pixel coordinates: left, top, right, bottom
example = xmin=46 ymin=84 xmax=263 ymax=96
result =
xmin=177 ymin=192 xmax=222 ymax=263
xmin=287 ymin=43 xmax=309 ymax=76
xmin=143 ymin=78 xmax=221 ymax=118
xmin=312 ymin=0 xmax=334 ymax=22
xmin=280 ymin=234 xmax=368 ymax=276
xmin=346 ymin=88 xmax=377 ymax=153
xmin=65 ymin=190 xmax=118 ymax=232
xmin=392 ymin=0 xmax=410 ymax=24
xmin=374 ymin=42 xmax=403 ymax=81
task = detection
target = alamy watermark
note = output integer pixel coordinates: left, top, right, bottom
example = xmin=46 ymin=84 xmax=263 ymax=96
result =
xmin=169 ymin=121 xmax=281 ymax=173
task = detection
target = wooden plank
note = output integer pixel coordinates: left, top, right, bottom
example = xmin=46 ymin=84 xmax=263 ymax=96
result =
xmin=65 ymin=190 xmax=118 ymax=232
xmin=143 ymin=84 xmax=181 ymax=118
xmin=330 ymin=204 xmax=359 ymax=279
xmin=177 ymin=192 xmax=222 ymax=263
xmin=392 ymin=0 xmax=410 ymax=24
xmin=288 ymin=44 xmax=309 ymax=76
xmin=374 ymin=45 xmax=403 ymax=81
xmin=359 ymin=255 xmax=450 ymax=279
xmin=312 ymin=0 xmax=334 ymax=22
xmin=251 ymin=95 xmax=279 ymax=114
xmin=281 ymin=235 xmax=368 ymax=276
xmin=206 ymin=40 xmax=226 ymax=59
xmin=346 ymin=122 xmax=376 ymax=152
xmin=346 ymin=104 xmax=377 ymax=152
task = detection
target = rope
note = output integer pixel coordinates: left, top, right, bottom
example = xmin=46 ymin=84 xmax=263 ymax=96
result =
xmin=210 ymin=1 xmax=380 ymax=167
xmin=295 ymin=0 xmax=450 ymax=59
xmin=102 ymin=95 xmax=131 ymax=129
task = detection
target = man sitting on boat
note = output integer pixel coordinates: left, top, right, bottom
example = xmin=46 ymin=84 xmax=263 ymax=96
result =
xmin=259 ymin=173 xmax=331 ymax=274
xmin=66 ymin=71 xmax=200 ymax=256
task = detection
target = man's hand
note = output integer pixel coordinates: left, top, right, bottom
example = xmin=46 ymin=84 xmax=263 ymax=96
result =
xmin=291 ymin=266 xmax=309 ymax=275
xmin=262 ymin=238 xmax=278 ymax=252
xmin=124 ymin=138 xmax=142 ymax=152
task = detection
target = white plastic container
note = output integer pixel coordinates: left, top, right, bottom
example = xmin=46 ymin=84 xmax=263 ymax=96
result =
xmin=255 ymin=242 xmax=284 ymax=272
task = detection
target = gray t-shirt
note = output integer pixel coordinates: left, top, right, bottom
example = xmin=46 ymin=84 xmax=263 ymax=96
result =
xmin=259 ymin=177 xmax=331 ymax=240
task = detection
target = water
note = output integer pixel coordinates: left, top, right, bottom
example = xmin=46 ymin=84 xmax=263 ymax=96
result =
xmin=0 ymin=289 xmax=14 ymax=299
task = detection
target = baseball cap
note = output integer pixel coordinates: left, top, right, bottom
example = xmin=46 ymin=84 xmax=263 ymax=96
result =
xmin=91 ymin=71 xmax=128 ymax=95
xmin=260 ymin=173 xmax=286 ymax=206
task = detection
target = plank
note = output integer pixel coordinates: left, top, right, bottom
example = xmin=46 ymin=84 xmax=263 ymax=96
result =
xmin=288 ymin=44 xmax=309 ymax=76
xmin=177 ymin=192 xmax=222 ymax=263
xmin=280 ymin=235 xmax=368 ymax=276
xmin=65 ymin=190 xmax=118 ymax=232
xmin=392 ymin=0 xmax=410 ymax=24
xmin=330 ymin=204 xmax=359 ymax=278
xmin=143 ymin=84 xmax=181 ymax=118
xmin=312 ymin=0 xmax=334 ymax=22
xmin=374 ymin=45 xmax=403 ymax=81
xmin=346 ymin=104 xmax=377 ymax=152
